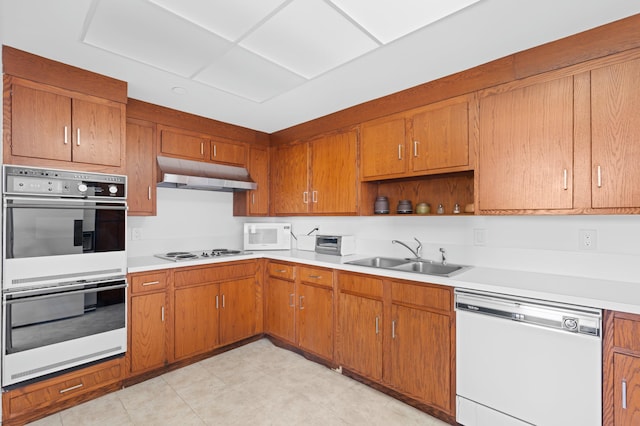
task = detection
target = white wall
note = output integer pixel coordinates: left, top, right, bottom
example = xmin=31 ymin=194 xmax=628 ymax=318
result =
xmin=129 ymin=189 xmax=640 ymax=283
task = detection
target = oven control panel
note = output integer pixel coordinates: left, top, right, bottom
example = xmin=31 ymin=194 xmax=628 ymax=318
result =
xmin=3 ymin=165 xmax=126 ymax=198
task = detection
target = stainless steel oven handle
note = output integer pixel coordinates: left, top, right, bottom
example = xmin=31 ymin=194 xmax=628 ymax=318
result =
xmin=4 ymin=283 xmax=127 ymax=304
xmin=5 ymin=203 xmax=126 ymax=211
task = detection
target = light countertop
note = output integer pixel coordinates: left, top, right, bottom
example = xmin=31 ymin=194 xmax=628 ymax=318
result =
xmin=128 ymin=250 xmax=640 ymax=315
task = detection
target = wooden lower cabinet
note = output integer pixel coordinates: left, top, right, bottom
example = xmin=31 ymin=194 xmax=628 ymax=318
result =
xmin=337 ymin=271 xmax=455 ymax=419
xmin=265 ymin=262 xmax=334 ymax=361
xmin=173 ymin=261 xmax=260 ymax=360
xmin=604 ymin=310 xmax=640 ymax=425
xmin=1 ymin=357 xmax=124 ymax=425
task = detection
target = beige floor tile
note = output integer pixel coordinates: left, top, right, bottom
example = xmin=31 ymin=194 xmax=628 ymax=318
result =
xmin=29 ymin=338 xmax=449 ymax=425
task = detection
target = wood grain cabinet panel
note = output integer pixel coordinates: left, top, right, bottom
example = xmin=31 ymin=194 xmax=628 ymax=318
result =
xmin=160 ymin=129 xmax=207 ymax=160
xmin=210 ymin=138 xmax=247 ymax=167
xmin=361 ymin=114 xmax=407 ymax=179
xmin=591 ymin=58 xmax=640 ymax=209
xmin=478 ymin=75 xmax=575 ymax=211
xmin=126 ymin=119 xmax=156 ymax=216
xmin=271 ymin=142 xmax=309 ymax=215
xmin=174 ymin=284 xmax=219 ymax=359
xmin=297 ymin=282 xmax=333 ymax=360
xmin=219 ymin=277 xmax=258 ymax=345
xmin=265 ymin=276 xmax=296 ymax=343
xmin=235 ymin=146 xmax=269 ymax=216
xmin=614 ymin=353 xmax=640 ymax=426
xmin=130 ymin=292 xmax=167 ymax=372
xmin=8 ymin=78 xmax=124 ymax=170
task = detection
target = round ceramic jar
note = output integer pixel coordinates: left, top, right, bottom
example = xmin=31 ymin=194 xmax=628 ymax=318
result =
xmin=374 ymin=196 xmax=390 ymax=214
xmin=397 ymin=199 xmax=413 ymax=214
xmin=416 ymin=202 xmax=430 ymax=214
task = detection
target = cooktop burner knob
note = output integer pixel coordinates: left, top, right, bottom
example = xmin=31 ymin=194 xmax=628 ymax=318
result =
xmin=108 ymin=184 xmax=118 ymax=194
xmin=78 ymin=183 xmax=88 ymax=192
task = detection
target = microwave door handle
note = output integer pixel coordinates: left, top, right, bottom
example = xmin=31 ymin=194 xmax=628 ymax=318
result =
xmin=4 ymin=283 xmax=127 ymax=304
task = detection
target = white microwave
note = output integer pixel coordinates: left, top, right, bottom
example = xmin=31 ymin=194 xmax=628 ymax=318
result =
xmin=243 ymin=223 xmax=292 ymax=251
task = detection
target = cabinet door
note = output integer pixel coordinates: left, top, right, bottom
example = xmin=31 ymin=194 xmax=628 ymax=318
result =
xmin=11 ymin=83 xmax=71 ymax=161
xmin=390 ymin=304 xmax=451 ymax=412
xmin=591 ymin=58 xmax=640 ymax=208
xmin=271 ymin=143 xmax=309 ymax=214
xmin=297 ymin=283 xmax=333 ymax=360
xmin=174 ymin=284 xmax=218 ymax=359
xmin=130 ymin=292 xmax=166 ymax=373
xmin=338 ymin=292 xmax=383 ymax=381
xmin=248 ymin=147 xmax=269 ymax=215
xmin=126 ymin=120 xmax=156 ymax=215
xmin=219 ymin=277 xmax=257 ymax=345
xmin=160 ymin=129 xmax=207 ymax=160
xmin=310 ymin=130 xmax=358 ymax=214
xmin=411 ymin=99 xmax=469 ymax=172
xmin=210 ymin=139 xmax=247 ymax=167
xmin=71 ymin=98 xmax=122 ymax=167
xmin=265 ymin=277 xmax=295 ymax=343
xmin=361 ymin=115 xmax=407 ymax=179
xmin=479 ymin=76 xmax=574 ymax=210
xmin=614 ymin=353 xmax=640 ymax=425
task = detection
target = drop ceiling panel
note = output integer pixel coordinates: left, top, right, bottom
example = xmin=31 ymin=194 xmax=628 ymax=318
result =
xmin=330 ymin=0 xmax=483 ymax=43
xmin=240 ymin=0 xmax=379 ymax=78
xmin=148 ymin=0 xmax=288 ymax=41
xmin=83 ymin=0 xmax=231 ymax=77
xmin=195 ymin=47 xmax=307 ymax=102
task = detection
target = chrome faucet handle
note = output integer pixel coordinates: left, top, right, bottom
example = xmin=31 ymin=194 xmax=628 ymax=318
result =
xmin=414 ymin=237 xmax=423 ymax=257
xmin=439 ymin=247 xmax=447 ymax=265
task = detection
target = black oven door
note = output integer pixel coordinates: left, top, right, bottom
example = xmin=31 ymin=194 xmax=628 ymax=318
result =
xmin=2 ymin=279 xmax=127 ymax=386
xmin=4 ymin=196 xmax=126 ymax=259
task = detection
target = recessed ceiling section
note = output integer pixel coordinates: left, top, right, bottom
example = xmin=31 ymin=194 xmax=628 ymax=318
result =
xmin=147 ymin=0 xmax=288 ymax=41
xmin=195 ymin=47 xmax=307 ymax=102
xmin=83 ymin=0 xmax=231 ymax=77
xmin=329 ymin=0 xmax=483 ymax=44
xmin=240 ymin=0 xmax=380 ymax=78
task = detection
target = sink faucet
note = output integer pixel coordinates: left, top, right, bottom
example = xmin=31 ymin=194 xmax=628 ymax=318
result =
xmin=392 ymin=237 xmax=423 ymax=260
xmin=439 ymin=247 xmax=447 ymax=265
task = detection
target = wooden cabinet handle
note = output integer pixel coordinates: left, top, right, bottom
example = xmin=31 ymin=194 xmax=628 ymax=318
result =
xmin=622 ymin=379 xmax=627 ymax=409
xmin=59 ymin=383 xmax=83 ymax=394
xmin=142 ymin=280 xmax=160 ymax=286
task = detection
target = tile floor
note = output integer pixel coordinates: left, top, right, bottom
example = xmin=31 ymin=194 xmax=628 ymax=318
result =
xmin=30 ymin=339 xmax=449 ymax=425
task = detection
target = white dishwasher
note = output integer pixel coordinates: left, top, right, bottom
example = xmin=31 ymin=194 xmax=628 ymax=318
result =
xmin=455 ymin=289 xmax=602 ymax=426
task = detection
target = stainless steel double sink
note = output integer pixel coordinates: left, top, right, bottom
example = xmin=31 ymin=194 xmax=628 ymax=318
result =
xmin=345 ymin=256 xmax=468 ymax=277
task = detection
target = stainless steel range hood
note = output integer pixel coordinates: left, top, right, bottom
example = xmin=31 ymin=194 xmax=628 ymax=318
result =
xmin=157 ymin=156 xmax=257 ymax=192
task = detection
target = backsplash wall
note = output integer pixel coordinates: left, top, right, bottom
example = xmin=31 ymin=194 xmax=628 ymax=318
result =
xmin=128 ymin=189 xmax=640 ymax=283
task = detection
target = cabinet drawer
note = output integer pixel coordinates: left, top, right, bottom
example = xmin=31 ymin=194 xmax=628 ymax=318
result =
xmin=299 ymin=266 xmax=333 ymax=288
xmin=175 ymin=261 xmax=256 ymax=287
xmin=4 ymin=357 xmax=123 ymax=418
xmin=391 ymin=280 xmax=451 ymax=312
xmin=338 ymin=272 xmax=383 ymax=299
xmin=268 ymin=262 xmax=296 ymax=281
xmin=614 ymin=317 xmax=640 ymax=353
xmin=130 ymin=271 xmax=167 ymax=294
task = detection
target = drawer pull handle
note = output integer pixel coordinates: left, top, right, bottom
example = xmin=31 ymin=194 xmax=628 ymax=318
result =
xmin=308 ymin=275 xmax=322 ymax=279
xmin=142 ymin=281 xmax=160 ymax=286
xmin=213 ymin=144 xmax=217 ymax=157
xmin=59 ymin=383 xmax=83 ymax=394
xmin=622 ymin=379 xmax=627 ymax=409
xmin=276 ymin=269 xmax=287 ymax=273
xmin=200 ymin=142 xmax=204 ymax=156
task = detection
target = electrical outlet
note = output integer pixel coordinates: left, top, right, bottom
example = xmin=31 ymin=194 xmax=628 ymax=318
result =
xmin=131 ymin=228 xmax=142 ymax=241
xmin=473 ymin=229 xmax=487 ymax=246
xmin=579 ymin=229 xmax=597 ymax=250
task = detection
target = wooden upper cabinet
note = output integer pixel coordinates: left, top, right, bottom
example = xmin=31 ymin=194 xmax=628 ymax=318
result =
xmin=11 ymin=83 xmax=71 ymax=161
xmin=309 ymin=129 xmax=358 ymax=214
xmin=159 ymin=128 xmax=207 ymax=161
xmin=591 ymin=57 xmax=640 ymax=209
xmin=271 ymin=142 xmax=309 ymax=215
xmin=210 ymin=138 xmax=247 ymax=167
xmin=410 ymin=96 xmax=470 ymax=173
xmin=8 ymin=78 xmax=125 ymax=171
xmin=272 ymin=129 xmax=358 ymax=215
xmin=478 ymin=75 xmax=575 ymax=211
xmin=235 ymin=146 xmax=269 ymax=216
xmin=361 ymin=114 xmax=407 ymax=179
xmin=126 ymin=119 xmax=156 ymax=216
